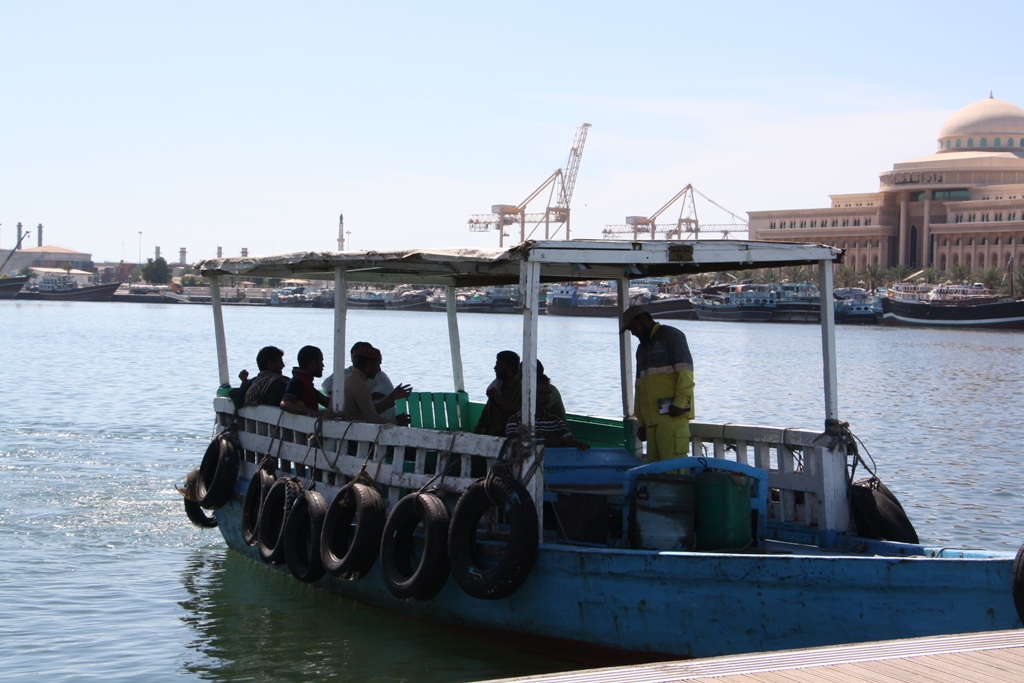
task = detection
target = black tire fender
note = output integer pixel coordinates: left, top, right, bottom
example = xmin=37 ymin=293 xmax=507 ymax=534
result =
xmin=258 ymin=478 xmax=303 ymax=565
xmin=241 ymin=468 xmax=275 ymax=546
xmin=321 ymin=483 xmax=386 ymax=581
xmin=183 ymin=467 xmax=217 ymax=529
xmin=1011 ymin=543 xmax=1024 ymax=625
xmin=284 ymin=489 xmax=328 ymax=583
xmin=379 ymin=492 xmax=450 ymax=601
xmin=197 ymin=433 xmax=240 ymax=510
xmin=449 ymin=476 xmax=538 ymax=600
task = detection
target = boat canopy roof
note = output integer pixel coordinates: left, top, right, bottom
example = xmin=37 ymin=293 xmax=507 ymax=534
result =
xmin=197 ymin=240 xmax=843 ymax=287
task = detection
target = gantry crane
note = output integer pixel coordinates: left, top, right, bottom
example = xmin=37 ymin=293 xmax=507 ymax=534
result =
xmin=469 ymin=123 xmax=591 ymax=248
xmin=602 ymin=184 xmax=746 ymax=240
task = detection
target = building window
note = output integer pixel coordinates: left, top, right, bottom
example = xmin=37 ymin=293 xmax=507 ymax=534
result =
xmin=956 ymin=139 xmax=962 ymax=148
xmin=968 ymin=138 xmax=974 ymax=147
xmin=769 ymin=222 xmax=775 ymax=229
xmin=996 ymin=213 xmax=1003 ymax=221
xmin=853 ymin=219 xmax=861 ymax=226
xmin=981 ymin=138 xmax=988 ymax=147
xmin=995 ymin=237 xmax=1000 ymax=245
xmin=943 ymin=238 xmax=948 ymax=246
xmin=799 ymin=221 xmax=806 ymax=228
xmin=810 ymin=220 xmax=816 ymax=228
xmin=842 ymin=219 xmax=849 ymax=227
xmin=995 ymin=138 xmax=1002 ymax=146
xmin=956 ymin=238 xmax=961 ymax=246
xmin=1011 ymin=212 xmax=1018 ymax=221
xmin=982 ymin=237 xmax=987 ymax=245
xmin=1011 ymin=139 xmax=1016 ymax=147
xmin=865 ymin=219 xmax=872 ymax=226
xmin=831 ymin=220 xmax=838 ymax=227
xmin=946 ymin=140 xmax=951 ymax=149
xmin=969 ymin=214 xmax=976 ymax=222
xmin=789 ymin=221 xmax=795 ymax=229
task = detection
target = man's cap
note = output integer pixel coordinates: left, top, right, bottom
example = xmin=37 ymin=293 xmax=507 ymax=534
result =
xmin=354 ymin=346 xmax=382 ymax=362
xmin=619 ymin=305 xmax=649 ymax=333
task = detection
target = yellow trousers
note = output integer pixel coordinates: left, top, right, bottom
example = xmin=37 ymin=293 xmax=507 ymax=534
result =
xmin=646 ymin=419 xmax=692 ymax=462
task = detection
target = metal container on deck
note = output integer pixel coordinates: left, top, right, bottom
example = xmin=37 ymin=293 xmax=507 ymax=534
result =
xmin=633 ymin=474 xmax=696 ymax=550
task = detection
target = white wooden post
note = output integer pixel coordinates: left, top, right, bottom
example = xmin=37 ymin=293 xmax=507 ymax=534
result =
xmin=817 ymin=260 xmax=839 ymax=423
xmin=616 ymin=277 xmax=634 ymax=417
xmin=210 ymin=275 xmax=230 ymax=387
xmin=332 ymin=266 xmax=348 ymax=411
xmin=445 ymin=285 xmax=465 ymax=393
xmin=519 ymin=259 xmax=540 ymax=429
xmin=518 ymin=256 xmax=543 ymax=532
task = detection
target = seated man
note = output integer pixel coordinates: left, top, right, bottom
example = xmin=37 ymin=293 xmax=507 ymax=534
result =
xmin=243 ymin=345 xmax=289 ymax=407
xmin=343 ymin=346 xmax=411 ymax=425
xmin=535 ymin=359 xmax=566 ymax=420
xmin=280 ymin=345 xmax=330 ymax=417
xmin=323 ymin=341 xmax=410 ymax=419
xmin=474 ymin=350 xmax=521 ymax=436
xmin=505 ymin=374 xmax=589 ymax=450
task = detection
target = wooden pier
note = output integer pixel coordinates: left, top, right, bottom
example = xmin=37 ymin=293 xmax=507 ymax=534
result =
xmin=479 ymin=630 xmax=1024 ymax=683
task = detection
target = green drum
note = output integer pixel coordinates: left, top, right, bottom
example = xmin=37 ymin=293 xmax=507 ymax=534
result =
xmin=695 ymin=470 xmax=752 ymax=550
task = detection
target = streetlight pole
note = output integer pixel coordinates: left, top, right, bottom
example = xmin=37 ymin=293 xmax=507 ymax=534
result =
xmin=137 ymin=231 xmax=142 ymax=266
xmin=346 ymin=230 xmax=352 ymax=251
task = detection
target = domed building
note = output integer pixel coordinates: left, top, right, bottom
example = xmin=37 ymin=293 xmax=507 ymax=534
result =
xmin=749 ymin=95 xmax=1024 ymax=273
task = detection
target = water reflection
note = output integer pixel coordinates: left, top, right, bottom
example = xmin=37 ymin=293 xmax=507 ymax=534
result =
xmin=177 ymin=550 xmax=572 ymax=682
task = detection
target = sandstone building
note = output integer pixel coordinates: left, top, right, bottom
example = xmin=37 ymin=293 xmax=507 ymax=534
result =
xmin=748 ymin=95 xmax=1024 ymax=273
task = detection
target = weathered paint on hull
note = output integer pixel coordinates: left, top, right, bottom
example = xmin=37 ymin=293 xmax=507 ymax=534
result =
xmin=215 ymin=493 xmax=1020 ymax=660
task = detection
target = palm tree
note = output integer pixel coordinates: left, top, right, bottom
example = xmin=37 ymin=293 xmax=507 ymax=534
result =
xmin=862 ymin=264 xmax=882 ymax=292
xmin=836 ymin=265 xmax=857 ymax=289
xmin=784 ymin=265 xmax=806 ymax=283
xmin=949 ymin=264 xmax=970 ymax=284
xmin=979 ymin=265 xmax=1002 ymax=293
xmin=888 ymin=264 xmax=913 ymax=283
xmin=755 ymin=268 xmax=779 ymax=284
xmin=921 ymin=267 xmax=937 ymax=284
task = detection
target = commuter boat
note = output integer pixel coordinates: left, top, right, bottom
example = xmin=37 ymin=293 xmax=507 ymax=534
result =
xmin=833 ymin=287 xmax=879 ymax=325
xmin=189 ymin=240 xmax=1023 ymax=662
xmin=34 ymin=273 xmax=122 ymax=301
xmin=546 ymin=281 xmax=694 ymax=319
xmin=690 ymin=281 xmax=776 ymax=322
xmin=878 ymin=281 xmax=1024 ymax=329
xmin=770 ymin=281 xmax=820 ymax=323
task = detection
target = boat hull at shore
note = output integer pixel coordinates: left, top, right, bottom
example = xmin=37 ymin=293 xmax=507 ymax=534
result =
xmin=879 ymin=296 xmax=1024 ymax=329
xmin=0 ymin=275 xmax=30 ymax=299
xmin=214 ymin=479 xmax=1018 ymax=661
xmin=30 ymin=281 xmax=123 ymax=302
xmin=546 ymin=296 xmax=694 ymax=319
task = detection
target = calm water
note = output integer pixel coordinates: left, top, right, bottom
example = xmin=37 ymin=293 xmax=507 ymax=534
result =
xmin=1 ymin=300 xmax=1023 ymax=681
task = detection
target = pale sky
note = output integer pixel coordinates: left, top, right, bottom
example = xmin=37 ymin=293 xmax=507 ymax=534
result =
xmin=3 ymin=1 xmax=1021 ymax=263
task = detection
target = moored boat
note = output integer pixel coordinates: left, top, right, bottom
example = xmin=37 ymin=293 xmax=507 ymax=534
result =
xmin=31 ymin=274 xmax=122 ymax=302
xmin=0 ymin=274 xmax=30 ymax=299
xmin=878 ymin=282 xmax=1024 ymax=329
xmin=691 ymin=281 xmax=776 ymax=322
xmin=187 ymin=240 xmax=1024 ymax=662
xmin=833 ymin=287 xmax=880 ymax=325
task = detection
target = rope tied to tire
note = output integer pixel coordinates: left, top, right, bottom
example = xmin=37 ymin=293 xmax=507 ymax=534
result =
xmin=415 ymin=431 xmax=460 ymax=496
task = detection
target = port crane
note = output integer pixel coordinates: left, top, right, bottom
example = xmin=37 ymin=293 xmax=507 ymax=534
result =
xmin=602 ymin=184 xmax=746 ymax=240
xmin=469 ymin=123 xmax=590 ymax=248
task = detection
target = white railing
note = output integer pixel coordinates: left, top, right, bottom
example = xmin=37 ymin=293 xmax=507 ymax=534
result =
xmin=214 ymin=398 xmax=543 ymax=515
xmin=215 ymin=399 xmax=850 ymax=544
xmin=690 ymin=422 xmax=851 ymax=540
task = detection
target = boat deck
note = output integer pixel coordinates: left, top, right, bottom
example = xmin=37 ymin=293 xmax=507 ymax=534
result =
xmin=476 ymin=630 xmax=1024 ymax=682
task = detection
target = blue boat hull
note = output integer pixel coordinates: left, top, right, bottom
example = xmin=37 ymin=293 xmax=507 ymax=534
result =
xmin=215 ymin=491 xmax=1019 ymax=660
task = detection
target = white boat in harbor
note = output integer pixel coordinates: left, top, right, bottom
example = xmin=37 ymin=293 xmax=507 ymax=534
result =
xmin=185 ymin=239 xmax=1023 ymax=661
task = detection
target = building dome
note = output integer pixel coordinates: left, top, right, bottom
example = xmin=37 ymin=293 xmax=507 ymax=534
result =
xmin=937 ymin=95 xmax=1024 ymax=152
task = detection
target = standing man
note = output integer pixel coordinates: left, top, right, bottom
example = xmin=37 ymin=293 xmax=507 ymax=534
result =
xmin=621 ymin=306 xmax=694 ymax=462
